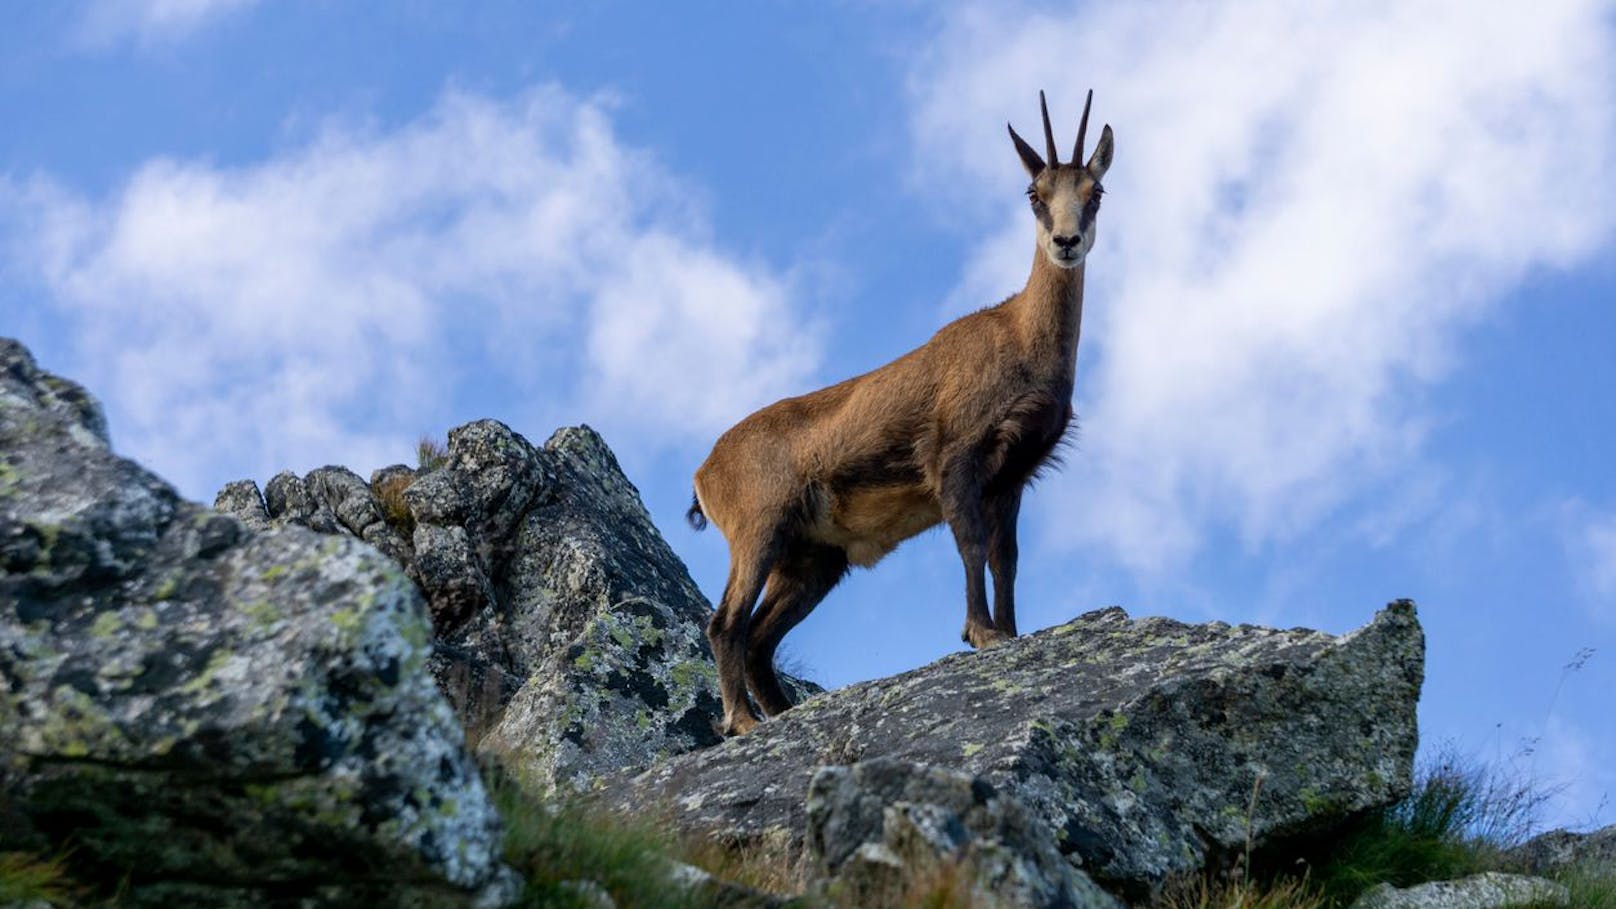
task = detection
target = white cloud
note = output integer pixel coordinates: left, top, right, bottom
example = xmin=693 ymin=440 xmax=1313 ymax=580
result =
xmin=1584 ymin=520 xmax=1616 ymax=601
xmin=2 ymin=88 xmax=819 ymax=498
xmin=77 ymin=0 xmax=257 ymax=47
xmin=908 ymin=0 xmax=1616 ymax=572
xmin=1562 ymin=503 xmax=1616 ymax=622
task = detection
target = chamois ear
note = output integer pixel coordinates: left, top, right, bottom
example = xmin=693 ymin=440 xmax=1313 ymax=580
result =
xmin=1008 ymin=123 xmax=1046 ymax=179
xmin=1085 ymin=124 xmax=1114 ymax=181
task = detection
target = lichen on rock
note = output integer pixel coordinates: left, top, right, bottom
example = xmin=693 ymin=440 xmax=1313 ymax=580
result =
xmin=596 ymin=600 xmax=1424 ymax=900
xmin=1349 ymin=872 xmax=1569 ymax=909
xmin=806 ymin=758 xmax=1122 ymax=908
xmin=1 ymin=337 xmax=512 ymax=908
xmin=215 ymin=417 xmax=819 ymax=795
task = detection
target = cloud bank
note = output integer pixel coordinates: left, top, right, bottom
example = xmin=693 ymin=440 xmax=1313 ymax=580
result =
xmin=77 ymin=0 xmax=258 ymax=47
xmin=908 ymin=0 xmax=1616 ymax=572
xmin=3 ymin=88 xmax=818 ymax=496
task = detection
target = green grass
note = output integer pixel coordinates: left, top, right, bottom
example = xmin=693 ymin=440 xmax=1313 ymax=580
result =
xmin=1155 ymin=873 xmax=1326 ymax=909
xmin=1300 ymin=751 xmax=1547 ymax=906
xmin=0 ymin=850 xmax=82 ymax=906
xmin=1225 ymin=747 xmax=1616 ymax=909
xmin=1553 ymin=867 xmax=1616 ymax=909
xmin=493 ymin=777 xmax=713 ymax=909
xmin=417 ymin=434 xmax=450 ymax=471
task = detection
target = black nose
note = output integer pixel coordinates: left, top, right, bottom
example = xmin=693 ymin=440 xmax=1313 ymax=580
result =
xmin=1053 ymin=234 xmax=1079 ymax=250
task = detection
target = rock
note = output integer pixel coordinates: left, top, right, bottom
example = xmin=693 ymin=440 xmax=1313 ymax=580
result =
xmin=413 ymin=522 xmax=497 ymax=630
xmin=212 ymin=479 xmax=270 ymax=532
xmin=1504 ymin=823 xmax=1616 ymax=876
xmin=305 ymin=465 xmax=414 ymax=565
xmin=597 ymin=602 xmax=1423 ymax=899
xmin=806 ymin=758 xmax=1121 ymax=909
xmin=469 ymin=425 xmax=815 ymax=791
xmin=1349 ymin=872 xmax=1569 ymax=909
xmin=218 ymin=418 xmax=818 ymax=790
xmin=0 ymin=338 xmax=511 ymax=907
xmin=556 ymin=879 xmax=617 ymax=909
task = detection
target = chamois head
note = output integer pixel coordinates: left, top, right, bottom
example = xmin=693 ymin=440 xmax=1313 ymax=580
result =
xmin=1008 ymin=90 xmax=1114 ymax=270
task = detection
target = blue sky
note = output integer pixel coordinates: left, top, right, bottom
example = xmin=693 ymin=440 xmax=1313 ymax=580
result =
xmin=3 ymin=1 xmax=1613 ymax=831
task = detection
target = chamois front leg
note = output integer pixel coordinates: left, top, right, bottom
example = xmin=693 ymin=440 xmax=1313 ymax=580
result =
xmin=707 ymin=547 xmax=773 ymax=736
xmin=986 ymin=489 xmax=1022 ymax=637
xmin=941 ymin=466 xmax=1010 ymax=650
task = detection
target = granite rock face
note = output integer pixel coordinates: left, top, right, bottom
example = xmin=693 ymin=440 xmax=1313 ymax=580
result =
xmin=217 ymin=419 xmax=816 ymax=792
xmin=598 ymin=601 xmax=1424 ymax=898
xmin=1505 ymin=823 xmax=1616 ymax=876
xmin=806 ymin=758 xmax=1121 ymax=909
xmin=1349 ymin=872 xmax=1569 ymax=909
xmin=0 ymin=339 xmax=512 ymax=907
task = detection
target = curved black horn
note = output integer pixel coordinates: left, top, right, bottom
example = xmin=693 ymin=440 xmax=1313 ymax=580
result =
xmin=1039 ymin=90 xmax=1059 ymax=167
xmin=1073 ymin=88 xmax=1093 ymax=166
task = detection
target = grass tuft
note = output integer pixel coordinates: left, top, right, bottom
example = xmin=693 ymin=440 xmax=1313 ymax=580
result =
xmin=0 ymin=850 xmax=82 ymax=905
xmin=1154 ymin=873 xmax=1326 ymax=909
xmin=1550 ymin=866 xmax=1616 ymax=909
xmin=494 ymin=777 xmax=708 ymax=909
xmin=674 ymin=830 xmax=803 ymax=897
xmin=1302 ymin=750 xmax=1550 ymax=906
xmin=417 ymin=435 xmax=449 ymax=472
xmin=374 ymin=471 xmax=416 ymax=535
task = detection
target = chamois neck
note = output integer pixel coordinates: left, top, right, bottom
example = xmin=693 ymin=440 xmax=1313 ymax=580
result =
xmin=1011 ymin=249 xmax=1086 ymax=366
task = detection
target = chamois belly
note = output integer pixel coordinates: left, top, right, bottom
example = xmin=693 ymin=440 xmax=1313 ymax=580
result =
xmin=810 ymin=484 xmax=942 ymax=568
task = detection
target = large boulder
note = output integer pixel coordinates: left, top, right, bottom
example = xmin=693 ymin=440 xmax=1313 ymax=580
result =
xmin=216 ymin=419 xmax=816 ymax=792
xmin=1504 ymin=823 xmax=1616 ymax=876
xmin=1349 ymin=872 xmax=1568 ymax=909
xmin=0 ymin=338 xmax=512 ymax=907
xmin=597 ymin=601 xmax=1424 ymax=899
xmin=806 ymin=758 xmax=1121 ymax=909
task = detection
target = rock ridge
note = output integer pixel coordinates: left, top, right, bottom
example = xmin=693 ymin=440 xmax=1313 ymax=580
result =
xmin=597 ymin=600 xmax=1424 ymax=897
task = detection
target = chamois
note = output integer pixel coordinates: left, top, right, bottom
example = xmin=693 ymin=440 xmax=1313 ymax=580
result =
xmin=690 ymin=91 xmax=1114 ymax=735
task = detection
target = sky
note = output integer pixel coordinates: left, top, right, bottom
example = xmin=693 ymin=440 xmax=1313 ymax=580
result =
xmin=2 ymin=1 xmax=1613 ymax=832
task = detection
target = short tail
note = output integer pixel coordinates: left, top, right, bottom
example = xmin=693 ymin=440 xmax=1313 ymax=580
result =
xmin=685 ymin=491 xmax=708 ymax=531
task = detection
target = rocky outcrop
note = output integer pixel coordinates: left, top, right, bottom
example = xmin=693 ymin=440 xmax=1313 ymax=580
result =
xmin=1504 ymin=823 xmax=1616 ymax=876
xmin=597 ymin=602 xmax=1424 ymax=899
xmin=806 ymin=758 xmax=1121 ymax=908
xmin=0 ymin=339 xmax=512 ymax=907
xmin=1349 ymin=872 xmax=1568 ymax=909
xmin=215 ymin=419 xmax=816 ymax=793
xmin=9 ymin=332 xmax=1462 ymax=907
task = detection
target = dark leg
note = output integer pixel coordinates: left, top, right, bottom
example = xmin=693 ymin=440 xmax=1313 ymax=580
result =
xmin=986 ymin=490 xmax=1023 ymax=637
xmin=940 ymin=458 xmax=1005 ymax=649
xmin=706 ymin=538 xmax=775 ymax=735
xmin=745 ymin=543 xmax=848 ymax=716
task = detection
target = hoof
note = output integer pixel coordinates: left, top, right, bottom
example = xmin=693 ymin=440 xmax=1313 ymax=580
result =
xmin=964 ymin=625 xmax=1012 ymax=650
xmin=723 ymin=713 xmax=761 ymax=736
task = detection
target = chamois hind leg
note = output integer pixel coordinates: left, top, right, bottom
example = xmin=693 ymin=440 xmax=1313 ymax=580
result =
xmin=986 ymin=489 xmax=1023 ymax=637
xmin=940 ymin=458 xmax=1009 ymax=650
xmin=745 ymin=542 xmax=848 ymax=717
xmin=707 ymin=535 xmax=777 ymax=736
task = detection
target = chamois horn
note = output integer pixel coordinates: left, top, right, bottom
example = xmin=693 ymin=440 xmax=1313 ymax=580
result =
xmin=1073 ymin=88 xmax=1094 ymax=166
xmin=1039 ymin=90 xmax=1059 ymax=167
